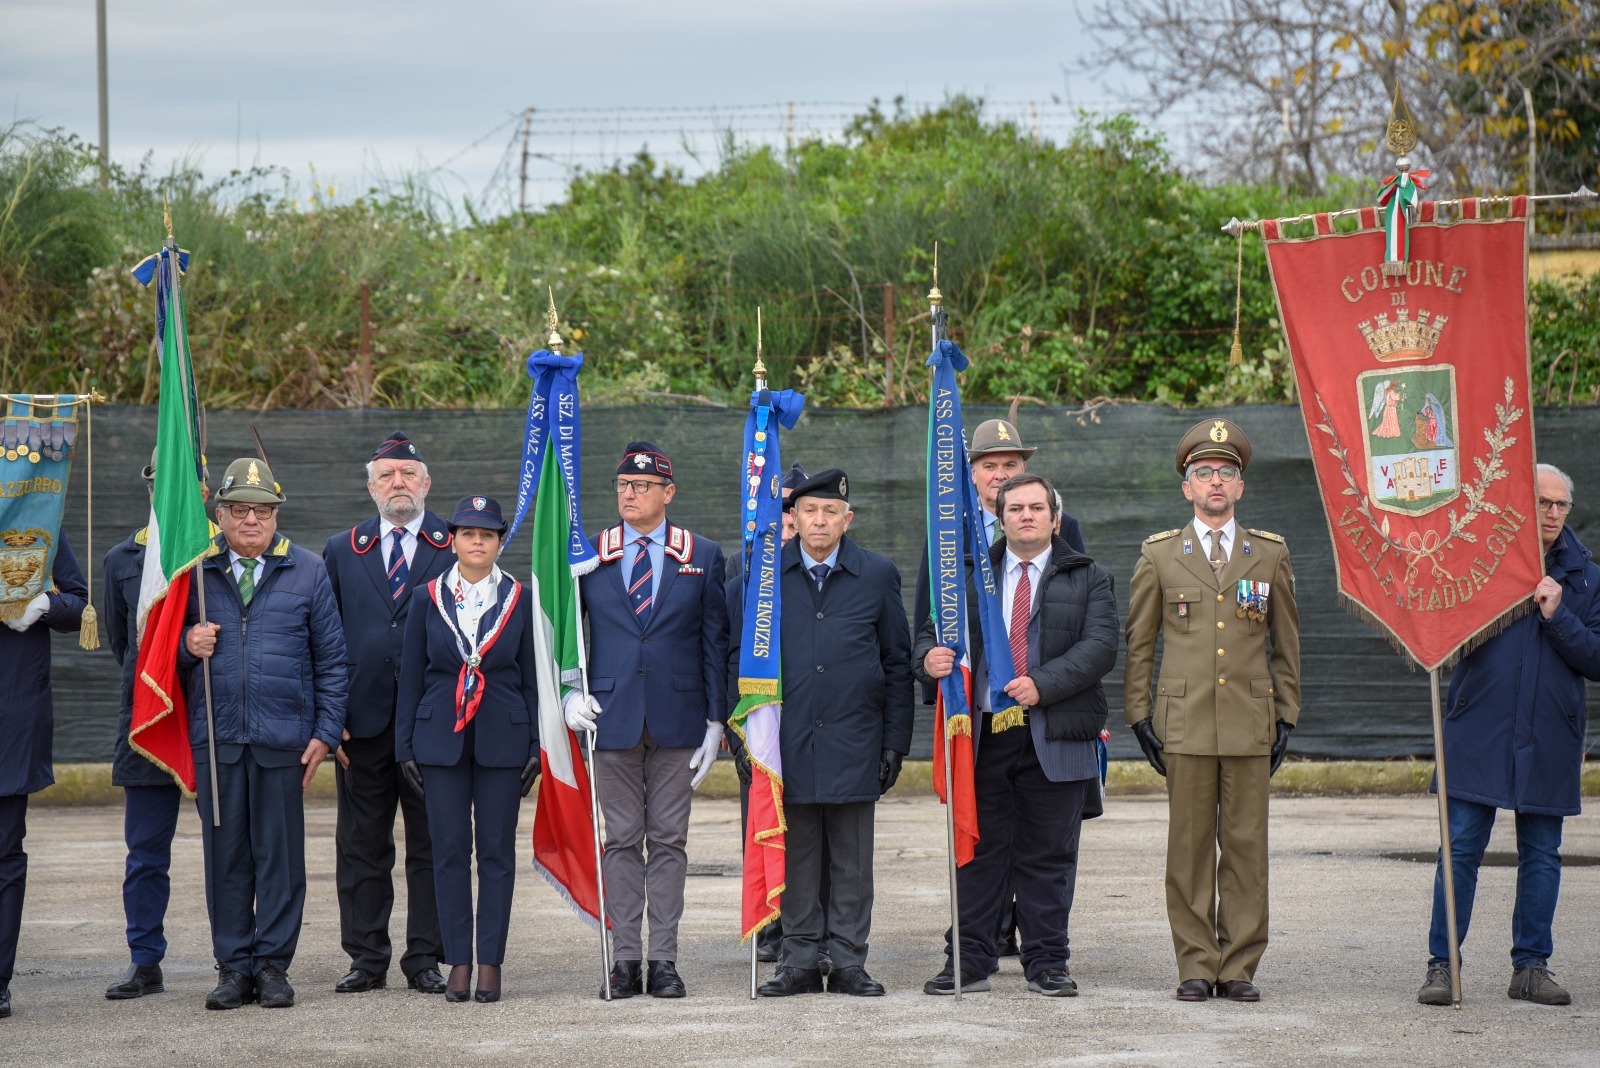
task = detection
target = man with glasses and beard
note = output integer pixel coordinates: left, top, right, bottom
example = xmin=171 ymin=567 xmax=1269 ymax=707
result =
xmin=181 ymin=457 xmax=347 ymax=1011
xmin=322 ymin=432 xmax=454 ymax=996
xmin=1123 ymin=419 xmax=1300 ymax=1005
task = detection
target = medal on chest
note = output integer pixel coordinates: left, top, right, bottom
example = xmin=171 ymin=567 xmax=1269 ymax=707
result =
xmin=1235 ymin=579 xmax=1270 ymax=622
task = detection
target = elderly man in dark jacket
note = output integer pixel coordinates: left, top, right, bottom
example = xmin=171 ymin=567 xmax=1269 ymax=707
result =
xmin=915 ymin=474 xmax=1118 ymax=997
xmin=0 ymin=535 xmax=87 ymax=1021
xmin=731 ymin=469 xmax=914 ymax=999
xmin=181 ymin=458 xmax=347 ymax=1012
xmin=1419 ymin=463 xmax=1600 ymax=1009
xmin=101 ymin=451 xmax=208 ymax=1001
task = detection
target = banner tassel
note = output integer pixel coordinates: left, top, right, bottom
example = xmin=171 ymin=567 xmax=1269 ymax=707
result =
xmin=1229 ymin=223 xmax=1246 ymax=366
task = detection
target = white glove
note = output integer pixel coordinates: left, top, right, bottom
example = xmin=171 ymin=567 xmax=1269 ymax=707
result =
xmin=4 ymin=593 xmax=49 ymax=632
xmin=688 ymin=721 xmax=724 ymax=790
xmin=562 ymin=690 xmax=602 ymax=733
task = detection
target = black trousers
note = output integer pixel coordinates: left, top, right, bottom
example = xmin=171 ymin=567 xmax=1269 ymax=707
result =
xmin=780 ymin=801 xmax=873 ymax=971
xmin=335 ymin=724 xmax=442 ymax=978
xmin=945 ymin=722 xmax=1090 ymax=982
xmin=0 ymin=794 xmax=26 ymax=984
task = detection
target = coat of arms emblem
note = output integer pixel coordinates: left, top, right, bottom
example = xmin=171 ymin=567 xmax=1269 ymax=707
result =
xmin=0 ymin=527 xmax=52 ymax=601
xmin=1358 ymin=365 xmax=1459 ymax=516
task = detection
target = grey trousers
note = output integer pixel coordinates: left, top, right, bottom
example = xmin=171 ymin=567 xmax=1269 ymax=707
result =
xmin=780 ymin=801 xmax=875 ymax=971
xmin=595 ymin=726 xmax=695 ymax=961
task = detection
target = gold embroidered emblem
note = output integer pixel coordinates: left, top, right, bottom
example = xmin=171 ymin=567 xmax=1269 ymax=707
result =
xmin=997 ymin=423 xmax=1012 ymax=441
xmin=1210 ymin=421 xmax=1228 ymax=444
xmin=246 ymin=461 xmax=262 ymax=485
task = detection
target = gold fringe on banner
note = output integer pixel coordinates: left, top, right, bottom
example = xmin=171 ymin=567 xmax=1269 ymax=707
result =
xmin=991 ymin=705 xmax=1026 ymax=733
xmin=738 ymin=677 xmax=779 ymax=697
xmin=945 ymin=713 xmax=972 ymax=740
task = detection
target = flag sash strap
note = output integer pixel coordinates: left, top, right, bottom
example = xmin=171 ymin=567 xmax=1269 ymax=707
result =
xmin=924 ymin=339 xmax=1024 ymax=732
xmin=508 ymin=351 xmax=600 ymax=577
xmin=430 ymin=571 xmax=521 ymax=732
xmin=1377 ymin=169 xmax=1430 ymax=265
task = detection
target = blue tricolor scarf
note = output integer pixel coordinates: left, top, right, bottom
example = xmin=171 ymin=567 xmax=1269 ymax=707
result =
xmin=506 ymin=350 xmax=599 ymax=577
xmin=734 ymin=387 xmax=805 ymax=711
xmin=925 ymin=339 xmax=1024 ymax=731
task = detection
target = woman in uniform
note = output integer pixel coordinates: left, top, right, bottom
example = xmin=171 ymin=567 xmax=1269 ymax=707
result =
xmin=396 ymin=496 xmax=540 ymax=1003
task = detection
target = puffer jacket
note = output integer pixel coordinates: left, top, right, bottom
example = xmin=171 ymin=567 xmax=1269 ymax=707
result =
xmin=179 ymin=533 xmax=348 ymax=754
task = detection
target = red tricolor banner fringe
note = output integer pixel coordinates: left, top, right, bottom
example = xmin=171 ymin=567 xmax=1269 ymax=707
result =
xmin=1263 ymin=198 xmax=1541 ymax=670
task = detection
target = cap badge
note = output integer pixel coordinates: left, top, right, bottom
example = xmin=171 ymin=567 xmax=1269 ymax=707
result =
xmin=222 ymin=475 xmax=235 ymax=491
xmin=1210 ymin=420 xmax=1229 ymax=443
xmin=473 ymin=496 xmax=487 ymax=510
xmin=633 ymin=454 xmax=650 ymax=469
xmin=246 ymin=460 xmax=262 ymax=485
xmin=997 ymin=423 xmax=1012 ymax=441
xmin=770 ymin=475 xmax=780 ymax=496
xmin=358 ymin=535 xmax=369 ymax=545
xmin=407 ymin=443 xmax=417 ymax=455
xmin=838 ymin=475 xmax=848 ymax=496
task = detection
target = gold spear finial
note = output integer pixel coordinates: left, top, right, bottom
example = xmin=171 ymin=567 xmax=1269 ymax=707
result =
xmin=546 ymin=286 xmax=563 ymax=353
xmin=163 ymin=193 xmax=174 ymax=241
xmin=927 ymin=241 xmax=942 ymax=306
xmin=1385 ymin=81 xmax=1418 ymax=160
xmin=752 ymin=306 xmax=767 ymax=381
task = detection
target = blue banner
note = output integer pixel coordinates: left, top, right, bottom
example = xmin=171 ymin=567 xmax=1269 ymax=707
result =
xmin=505 ymin=350 xmax=599 ymax=576
xmin=735 ymin=386 xmax=804 ymax=710
xmin=0 ymin=394 xmax=80 ymax=620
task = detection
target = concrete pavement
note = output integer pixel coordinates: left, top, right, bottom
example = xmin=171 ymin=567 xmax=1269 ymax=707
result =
xmin=2 ymin=794 xmax=1596 ymax=1066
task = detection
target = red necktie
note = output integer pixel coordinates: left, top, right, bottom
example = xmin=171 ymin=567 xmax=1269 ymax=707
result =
xmin=1009 ymin=560 xmax=1031 ymax=675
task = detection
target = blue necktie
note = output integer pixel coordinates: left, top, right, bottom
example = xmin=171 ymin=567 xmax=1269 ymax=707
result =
xmin=810 ymin=563 xmax=830 ymax=589
xmin=628 ymin=536 xmax=654 ymax=627
xmin=387 ymin=528 xmax=409 ymax=602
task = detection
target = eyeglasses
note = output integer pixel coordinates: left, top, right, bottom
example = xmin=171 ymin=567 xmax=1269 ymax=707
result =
xmin=224 ymin=504 xmax=278 ymax=520
xmin=614 ymin=478 xmax=667 ymax=495
xmin=1538 ymin=498 xmax=1572 ymax=515
xmin=1189 ymin=465 xmax=1240 ymax=483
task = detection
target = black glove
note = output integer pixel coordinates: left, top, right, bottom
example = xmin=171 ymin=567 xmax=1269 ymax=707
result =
xmin=879 ymin=749 xmax=904 ymax=794
xmin=519 ymin=754 xmax=542 ymax=798
xmin=1270 ymin=719 xmax=1294 ymax=777
xmin=1131 ymin=718 xmax=1167 ymax=777
xmin=399 ymin=759 xmax=426 ymax=799
xmin=733 ymin=747 xmax=752 ymax=787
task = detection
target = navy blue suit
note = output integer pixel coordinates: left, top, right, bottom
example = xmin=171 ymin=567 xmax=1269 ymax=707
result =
xmin=104 ymin=530 xmax=182 ymax=968
xmin=323 ymin=512 xmax=453 ymax=980
xmin=0 ymin=536 xmax=87 ymax=989
xmin=582 ymin=520 xmax=728 ymax=963
xmin=396 ymin=574 xmax=538 ymax=967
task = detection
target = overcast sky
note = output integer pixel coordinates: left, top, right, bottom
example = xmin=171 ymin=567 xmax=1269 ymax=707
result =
xmin=2 ymin=1 xmax=1154 ymax=211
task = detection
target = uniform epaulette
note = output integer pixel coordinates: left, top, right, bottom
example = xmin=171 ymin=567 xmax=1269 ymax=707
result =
xmin=1247 ymin=528 xmax=1285 ymax=544
xmin=1143 ymin=529 xmax=1183 ymax=544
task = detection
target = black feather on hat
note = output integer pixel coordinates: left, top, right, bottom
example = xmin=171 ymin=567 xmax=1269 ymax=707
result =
xmin=618 ymin=440 xmax=674 ymax=481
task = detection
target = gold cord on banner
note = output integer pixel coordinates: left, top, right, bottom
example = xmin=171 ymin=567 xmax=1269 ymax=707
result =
xmin=1230 ymin=224 xmax=1246 ymax=366
xmin=80 ymin=397 xmax=99 ymax=650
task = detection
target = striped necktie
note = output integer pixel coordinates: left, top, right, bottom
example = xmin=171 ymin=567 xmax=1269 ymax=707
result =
xmin=387 ymin=528 xmax=409 ymax=601
xmin=238 ymin=557 xmax=258 ymax=607
xmin=1008 ymin=560 xmax=1031 ymax=676
xmin=628 ymin=536 xmax=654 ymax=627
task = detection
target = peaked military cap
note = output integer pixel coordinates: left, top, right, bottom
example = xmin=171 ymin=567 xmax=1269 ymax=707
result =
xmin=1176 ymin=418 xmax=1252 ymax=475
xmin=216 ymin=457 xmax=286 ymax=504
xmin=970 ymin=418 xmax=1037 ymax=459
xmin=448 ymin=495 xmax=507 ymax=534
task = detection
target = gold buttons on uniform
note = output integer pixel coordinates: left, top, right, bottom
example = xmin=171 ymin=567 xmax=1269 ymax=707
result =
xmin=1216 ymin=621 xmax=1225 ymax=630
xmin=1217 ymin=648 xmax=1225 ymax=657
xmin=1216 ymin=593 xmax=1224 ymax=602
xmin=1218 ymin=677 xmax=1227 ymax=686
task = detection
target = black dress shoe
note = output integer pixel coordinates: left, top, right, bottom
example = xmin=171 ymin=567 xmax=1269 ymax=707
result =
xmin=1216 ymin=979 xmax=1260 ymax=1002
xmin=647 ymin=960 xmax=686 ymax=999
xmin=334 ymin=967 xmax=386 ymax=993
xmin=604 ymin=959 xmax=643 ymax=1000
xmin=445 ymin=964 xmax=472 ymax=1003
xmin=1028 ymin=969 xmax=1079 ymax=997
xmin=205 ymin=966 xmax=256 ymax=1010
xmin=474 ymin=964 xmax=502 ymax=1004
xmin=758 ymin=966 xmax=824 ymax=997
xmin=1176 ymin=978 xmax=1214 ymax=1002
xmin=408 ymin=967 xmax=447 ymax=994
xmin=256 ymin=963 xmax=295 ymax=1008
xmin=827 ymin=965 xmax=884 ymax=996
xmin=0 ymin=981 xmax=10 ymax=1019
xmin=106 ymin=963 xmax=165 ymax=1000
xmin=923 ymin=964 xmax=990 ymax=995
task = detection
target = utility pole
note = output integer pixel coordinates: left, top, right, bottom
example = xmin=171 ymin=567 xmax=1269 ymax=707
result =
xmin=786 ymin=101 xmax=794 ymax=155
xmin=518 ymin=106 xmax=534 ymax=215
xmin=96 ymin=0 xmax=109 ymax=186
xmin=1279 ymin=96 xmax=1292 ymax=194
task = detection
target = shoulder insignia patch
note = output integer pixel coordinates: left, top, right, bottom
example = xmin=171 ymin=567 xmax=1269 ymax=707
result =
xmin=1247 ymin=528 xmax=1286 ymax=544
xmin=1143 ymin=529 xmax=1183 ymax=544
xmin=664 ymin=524 xmax=693 ymax=564
xmin=597 ymin=525 xmax=626 ymax=563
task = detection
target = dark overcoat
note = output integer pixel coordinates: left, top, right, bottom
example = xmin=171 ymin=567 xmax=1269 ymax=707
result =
xmin=1442 ymin=525 xmax=1600 ymax=817
xmin=729 ymin=536 xmax=914 ymax=805
xmin=582 ymin=521 xmax=729 ymax=750
xmin=321 ymin=511 xmax=454 ymax=739
xmin=103 ymin=530 xmax=175 ymax=787
xmin=394 ymin=574 xmax=539 ymax=769
xmin=0 ymin=535 xmax=88 ymax=797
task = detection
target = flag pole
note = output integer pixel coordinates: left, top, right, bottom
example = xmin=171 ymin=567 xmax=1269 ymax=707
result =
xmin=930 ymin=246 xmax=963 ymax=1002
xmin=547 ymin=301 xmax=613 ymax=1000
xmin=750 ymin=310 xmax=768 ymax=1003
xmin=1429 ymin=667 xmax=1463 ymax=1008
xmin=165 ymin=199 xmax=221 ymax=827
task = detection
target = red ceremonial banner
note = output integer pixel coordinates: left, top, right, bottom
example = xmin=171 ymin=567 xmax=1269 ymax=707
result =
xmin=1263 ymin=199 xmax=1541 ymax=671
